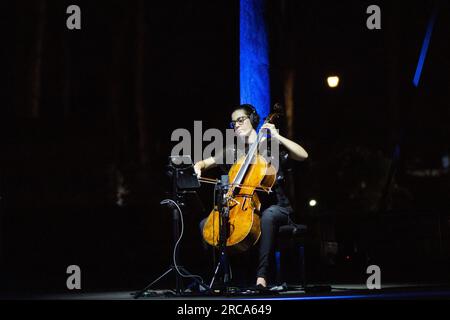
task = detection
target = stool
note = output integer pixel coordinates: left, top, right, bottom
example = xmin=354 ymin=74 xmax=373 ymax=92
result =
xmin=275 ymin=223 xmax=308 ymax=288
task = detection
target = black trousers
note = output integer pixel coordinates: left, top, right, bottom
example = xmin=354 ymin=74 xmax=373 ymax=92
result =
xmin=199 ymin=204 xmax=292 ymax=282
xmin=256 ymin=204 xmax=292 ymax=279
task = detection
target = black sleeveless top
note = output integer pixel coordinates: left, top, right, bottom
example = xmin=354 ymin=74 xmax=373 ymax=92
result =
xmin=213 ymin=140 xmax=292 ymax=209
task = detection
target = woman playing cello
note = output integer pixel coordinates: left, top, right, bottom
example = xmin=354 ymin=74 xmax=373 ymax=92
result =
xmin=195 ymin=104 xmax=308 ymax=288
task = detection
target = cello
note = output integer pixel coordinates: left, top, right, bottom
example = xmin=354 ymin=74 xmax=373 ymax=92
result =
xmin=201 ymin=111 xmax=280 ymax=253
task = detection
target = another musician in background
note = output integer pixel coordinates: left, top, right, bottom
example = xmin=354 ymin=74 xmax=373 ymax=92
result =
xmin=194 ymin=104 xmax=308 ymax=287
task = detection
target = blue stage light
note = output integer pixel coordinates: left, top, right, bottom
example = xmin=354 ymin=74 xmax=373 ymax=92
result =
xmin=413 ymin=7 xmax=438 ymax=87
xmin=240 ymin=0 xmax=270 ymax=129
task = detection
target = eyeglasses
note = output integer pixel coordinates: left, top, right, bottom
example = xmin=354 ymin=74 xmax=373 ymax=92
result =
xmin=230 ymin=116 xmax=249 ymax=128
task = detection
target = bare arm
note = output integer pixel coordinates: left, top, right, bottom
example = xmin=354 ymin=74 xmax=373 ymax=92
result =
xmin=275 ymin=135 xmax=308 ymax=161
xmin=261 ymin=123 xmax=308 ymax=161
xmin=194 ymin=157 xmax=216 ymax=177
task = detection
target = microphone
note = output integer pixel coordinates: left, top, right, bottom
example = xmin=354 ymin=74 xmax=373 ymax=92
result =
xmin=220 ymin=175 xmax=229 ymax=190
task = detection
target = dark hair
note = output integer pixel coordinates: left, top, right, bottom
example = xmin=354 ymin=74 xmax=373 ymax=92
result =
xmin=232 ymin=104 xmax=260 ymax=128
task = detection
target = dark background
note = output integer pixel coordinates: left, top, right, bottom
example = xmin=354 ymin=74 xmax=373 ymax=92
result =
xmin=0 ymin=0 xmax=449 ymax=293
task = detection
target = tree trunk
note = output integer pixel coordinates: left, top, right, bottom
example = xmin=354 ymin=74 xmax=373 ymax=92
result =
xmin=284 ymin=69 xmax=295 ymax=140
xmin=30 ymin=0 xmax=46 ymax=118
xmin=135 ymin=0 xmax=148 ymax=167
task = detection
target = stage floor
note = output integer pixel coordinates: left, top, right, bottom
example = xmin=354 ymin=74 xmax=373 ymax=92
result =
xmin=2 ymin=282 xmax=450 ymax=300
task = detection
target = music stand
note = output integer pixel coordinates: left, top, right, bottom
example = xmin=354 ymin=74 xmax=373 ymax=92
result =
xmin=133 ymin=156 xmax=211 ymax=298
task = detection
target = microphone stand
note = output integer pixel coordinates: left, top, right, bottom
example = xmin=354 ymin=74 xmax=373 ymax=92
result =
xmin=209 ymin=175 xmax=232 ymax=292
